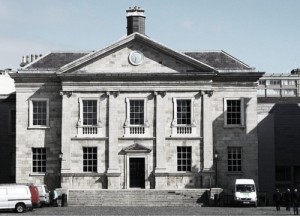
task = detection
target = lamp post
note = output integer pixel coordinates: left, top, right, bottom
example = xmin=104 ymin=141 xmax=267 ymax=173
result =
xmin=58 ymin=151 xmax=63 ymax=188
xmin=214 ymin=151 xmax=218 ymax=188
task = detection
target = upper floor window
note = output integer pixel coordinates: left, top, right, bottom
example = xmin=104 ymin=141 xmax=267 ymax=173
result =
xmin=124 ymin=98 xmax=149 ymax=136
xmin=172 ymin=98 xmax=196 ymax=136
xmin=266 ymin=89 xmax=280 ymax=96
xmin=257 ymin=89 xmax=265 ymax=97
xmin=77 ymin=98 xmax=102 ymax=137
xmin=29 ymin=99 xmax=49 ymax=128
xmin=228 ymin=147 xmax=242 ymax=172
xmin=177 ymin=146 xmax=192 ymax=172
xmin=83 ymin=147 xmax=97 ymax=173
xmin=282 ymin=80 xmax=296 ymax=86
xmin=258 ymin=80 xmax=266 ymax=85
xmin=32 ymin=148 xmax=46 ymax=174
xmin=130 ymin=100 xmax=144 ymax=125
xmin=224 ymin=98 xmax=244 ymax=127
xmin=266 ymin=80 xmax=281 ymax=85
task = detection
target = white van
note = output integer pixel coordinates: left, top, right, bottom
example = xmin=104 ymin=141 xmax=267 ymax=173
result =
xmin=0 ymin=184 xmax=32 ymax=213
xmin=233 ymin=179 xmax=257 ymax=207
xmin=35 ymin=184 xmax=50 ymax=206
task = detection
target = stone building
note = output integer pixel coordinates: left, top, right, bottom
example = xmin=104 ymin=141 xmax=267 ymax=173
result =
xmin=257 ymin=69 xmax=300 ymax=203
xmin=0 ymin=70 xmax=16 ymax=183
xmin=11 ymin=7 xmax=263 ymax=192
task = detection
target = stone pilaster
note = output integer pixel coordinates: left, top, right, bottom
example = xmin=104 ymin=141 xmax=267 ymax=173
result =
xmin=60 ymin=91 xmax=73 ymax=173
xmin=154 ymin=91 xmax=167 ymax=189
xmin=107 ymin=91 xmax=121 ymax=189
xmin=202 ymin=91 xmax=214 ymax=187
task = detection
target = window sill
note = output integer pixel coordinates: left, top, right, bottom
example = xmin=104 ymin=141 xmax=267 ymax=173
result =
xmin=223 ymin=125 xmax=245 ymax=129
xmin=226 ymin=172 xmax=244 ymax=176
xmin=28 ymin=126 xmax=50 ymax=130
xmin=30 ymin=173 xmax=46 ymax=176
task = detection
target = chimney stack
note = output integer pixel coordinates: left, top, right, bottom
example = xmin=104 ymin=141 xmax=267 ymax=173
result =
xmin=126 ymin=6 xmax=145 ymax=35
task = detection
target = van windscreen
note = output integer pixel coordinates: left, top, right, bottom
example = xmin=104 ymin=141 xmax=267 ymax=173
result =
xmin=236 ymin=184 xmax=255 ymax=192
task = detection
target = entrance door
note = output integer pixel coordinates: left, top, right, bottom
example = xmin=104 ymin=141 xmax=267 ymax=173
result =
xmin=129 ymin=158 xmax=145 ymax=188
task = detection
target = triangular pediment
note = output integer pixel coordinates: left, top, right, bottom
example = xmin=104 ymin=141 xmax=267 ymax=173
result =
xmin=123 ymin=143 xmax=152 ymax=153
xmin=58 ymin=33 xmax=216 ymax=75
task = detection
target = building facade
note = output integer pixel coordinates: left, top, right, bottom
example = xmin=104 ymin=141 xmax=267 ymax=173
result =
xmin=257 ymin=70 xmax=300 ymax=203
xmin=0 ymin=70 xmax=16 ymax=183
xmin=11 ymin=7 xmax=263 ymax=191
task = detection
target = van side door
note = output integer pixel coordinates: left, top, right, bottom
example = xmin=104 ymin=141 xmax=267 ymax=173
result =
xmin=0 ymin=188 xmax=8 ymax=208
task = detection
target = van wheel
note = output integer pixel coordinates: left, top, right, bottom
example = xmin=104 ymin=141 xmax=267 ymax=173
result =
xmin=15 ymin=203 xmax=26 ymax=213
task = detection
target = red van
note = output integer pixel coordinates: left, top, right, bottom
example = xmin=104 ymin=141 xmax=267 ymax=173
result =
xmin=28 ymin=184 xmax=40 ymax=208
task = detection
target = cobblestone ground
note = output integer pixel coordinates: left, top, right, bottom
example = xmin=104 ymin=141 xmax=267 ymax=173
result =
xmin=0 ymin=206 xmax=298 ymax=216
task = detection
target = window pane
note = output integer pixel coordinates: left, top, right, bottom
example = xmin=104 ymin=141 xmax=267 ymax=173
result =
xmin=226 ymin=99 xmax=242 ymax=125
xmin=82 ymin=100 xmax=97 ymax=126
xmin=32 ymin=101 xmax=47 ymax=126
xmin=228 ymin=147 xmax=242 ymax=172
xmin=129 ymin=100 xmax=144 ymax=125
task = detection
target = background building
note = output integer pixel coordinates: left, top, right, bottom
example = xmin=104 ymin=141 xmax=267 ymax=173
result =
xmin=0 ymin=69 xmax=16 ymax=183
xmin=258 ymin=69 xmax=300 ymax=204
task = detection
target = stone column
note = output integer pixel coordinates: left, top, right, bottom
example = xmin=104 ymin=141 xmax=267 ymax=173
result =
xmin=106 ymin=91 xmax=121 ymax=189
xmin=201 ymin=91 xmax=215 ymax=188
xmin=154 ymin=91 xmax=167 ymax=189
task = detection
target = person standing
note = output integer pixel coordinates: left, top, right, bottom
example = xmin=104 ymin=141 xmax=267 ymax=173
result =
xmin=286 ymin=189 xmax=292 ymax=211
xmin=292 ymin=189 xmax=299 ymax=215
xmin=273 ymin=189 xmax=282 ymax=211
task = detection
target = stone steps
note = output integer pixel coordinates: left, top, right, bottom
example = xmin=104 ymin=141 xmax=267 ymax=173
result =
xmin=68 ymin=189 xmax=210 ymax=206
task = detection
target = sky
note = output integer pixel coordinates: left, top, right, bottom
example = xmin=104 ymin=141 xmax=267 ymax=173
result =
xmin=0 ymin=0 xmax=300 ymax=74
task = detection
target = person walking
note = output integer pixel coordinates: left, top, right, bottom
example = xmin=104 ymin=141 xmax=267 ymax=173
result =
xmin=286 ymin=188 xmax=292 ymax=211
xmin=292 ymin=189 xmax=299 ymax=215
xmin=273 ymin=189 xmax=282 ymax=211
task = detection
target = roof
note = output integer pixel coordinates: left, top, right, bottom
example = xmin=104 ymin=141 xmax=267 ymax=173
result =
xmin=24 ymin=52 xmax=89 ymax=69
xmin=184 ymin=51 xmax=252 ymax=71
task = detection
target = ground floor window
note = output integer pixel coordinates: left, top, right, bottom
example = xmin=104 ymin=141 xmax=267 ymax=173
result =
xmin=228 ymin=147 xmax=242 ymax=172
xmin=177 ymin=146 xmax=192 ymax=171
xmin=32 ymin=148 xmax=46 ymax=173
xmin=83 ymin=147 xmax=97 ymax=172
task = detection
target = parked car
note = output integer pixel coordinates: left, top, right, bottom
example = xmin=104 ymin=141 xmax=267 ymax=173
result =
xmin=0 ymin=184 xmax=32 ymax=213
xmin=35 ymin=184 xmax=50 ymax=206
xmin=28 ymin=184 xmax=40 ymax=208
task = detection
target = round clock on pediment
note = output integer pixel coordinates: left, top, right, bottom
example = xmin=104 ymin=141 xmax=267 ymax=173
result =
xmin=129 ymin=50 xmax=144 ymax=66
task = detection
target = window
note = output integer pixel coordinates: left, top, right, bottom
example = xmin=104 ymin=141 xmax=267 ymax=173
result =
xmin=29 ymin=99 xmax=49 ymax=128
xmin=32 ymin=148 xmax=46 ymax=173
xmin=130 ymin=100 xmax=144 ymax=125
xmin=177 ymin=100 xmax=191 ymax=125
xmin=83 ymin=100 xmax=97 ymax=125
xmin=77 ymin=98 xmax=102 ymax=137
xmin=224 ymin=99 xmax=244 ymax=127
xmin=266 ymin=80 xmax=281 ymax=85
xmin=258 ymin=80 xmax=266 ymax=85
xmin=266 ymin=89 xmax=280 ymax=96
xmin=282 ymin=80 xmax=296 ymax=86
xmin=257 ymin=89 xmax=265 ymax=96
xmin=177 ymin=146 xmax=192 ymax=171
xmin=124 ymin=98 xmax=149 ymax=136
xmin=228 ymin=147 xmax=242 ymax=172
xmin=282 ymin=89 xmax=296 ymax=96
xmin=83 ymin=147 xmax=97 ymax=172
xmin=172 ymin=98 xmax=196 ymax=136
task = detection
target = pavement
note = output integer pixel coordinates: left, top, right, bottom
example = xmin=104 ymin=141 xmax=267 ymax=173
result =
xmin=1 ymin=206 xmax=299 ymax=215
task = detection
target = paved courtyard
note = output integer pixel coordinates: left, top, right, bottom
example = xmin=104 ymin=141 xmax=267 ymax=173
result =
xmin=0 ymin=206 xmax=297 ymax=215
